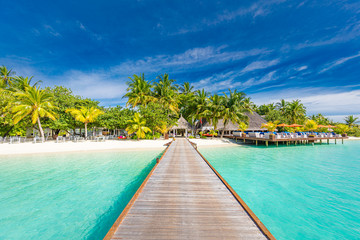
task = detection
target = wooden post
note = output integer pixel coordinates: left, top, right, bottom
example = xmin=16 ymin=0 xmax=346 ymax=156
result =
xmin=266 ymin=141 xmax=268 ymax=147
xmin=320 ymin=139 xmax=322 ymax=144
xmin=256 ymin=140 xmax=258 ymax=146
xmin=244 ymin=138 xmax=246 ymax=143
xmin=276 ymin=141 xmax=278 ymax=147
xmin=286 ymin=141 xmax=289 ymax=146
xmin=327 ymin=139 xmax=329 ymax=144
xmin=342 ymin=138 xmax=344 ymax=144
xmin=335 ymin=139 xmax=337 ymax=144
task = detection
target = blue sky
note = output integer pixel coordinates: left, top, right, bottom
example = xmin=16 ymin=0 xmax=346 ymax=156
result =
xmin=1 ymin=0 xmax=360 ymax=121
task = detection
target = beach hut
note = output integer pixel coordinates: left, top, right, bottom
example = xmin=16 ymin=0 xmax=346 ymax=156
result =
xmin=170 ymin=115 xmax=192 ymax=137
xmin=245 ymin=112 xmax=267 ymax=131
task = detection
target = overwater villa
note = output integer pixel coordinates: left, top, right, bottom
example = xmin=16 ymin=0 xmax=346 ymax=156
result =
xmin=198 ymin=112 xmax=267 ymax=136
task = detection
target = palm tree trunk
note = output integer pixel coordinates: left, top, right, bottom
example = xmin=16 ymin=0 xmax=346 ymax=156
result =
xmin=221 ymin=130 xmax=225 ymax=138
xmin=84 ymin=122 xmax=88 ymax=140
xmin=3 ymin=126 xmax=14 ymax=137
xmin=37 ymin=117 xmax=45 ymax=142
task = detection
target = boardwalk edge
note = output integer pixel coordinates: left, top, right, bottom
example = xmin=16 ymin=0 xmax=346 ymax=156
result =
xmin=188 ymin=139 xmax=276 ymax=240
xmin=103 ymin=141 xmax=173 ymax=240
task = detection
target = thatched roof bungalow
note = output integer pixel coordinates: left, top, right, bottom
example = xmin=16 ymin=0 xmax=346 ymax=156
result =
xmin=197 ymin=112 xmax=267 ymax=134
xmin=170 ymin=116 xmax=192 ymax=130
xmin=170 ymin=116 xmax=192 ymax=136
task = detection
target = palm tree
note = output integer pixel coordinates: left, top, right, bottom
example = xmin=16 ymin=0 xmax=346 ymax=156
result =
xmin=201 ymin=94 xmax=224 ymax=139
xmin=286 ymin=100 xmax=306 ymax=124
xmin=220 ymin=89 xmax=249 ymax=138
xmin=0 ymin=66 xmax=15 ymax=86
xmin=66 ymin=106 xmax=104 ymax=139
xmin=12 ymin=86 xmax=57 ymax=142
xmin=155 ymin=121 xmax=171 ymax=138
xmin=276 ymin=99 xmax=288 ymax=115
xmin=180 ymin=82 xmax=194 ymax=94
xmin=179 ymin=82 xmax=195 ymax=118
xmin=238 ymin=122 xmax=248 ymax=133
xmin=126 ymin=112 xmax=151 ymax=140
xmin=189 ymin=89 xmax=209 ymax=129
xmin=344 ymin=115 xmax=359 ymax=127
xmin=153 ymin=73 xmax=179 ymax=112
xmin=124 ymin=73 xmax=155 ymax=108
xmin=10 ymin=76 xmax=42 ymax=91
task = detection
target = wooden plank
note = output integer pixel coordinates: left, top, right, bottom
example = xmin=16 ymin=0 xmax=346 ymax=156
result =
xmin=105 ymin=139 xmax=273 ymax=240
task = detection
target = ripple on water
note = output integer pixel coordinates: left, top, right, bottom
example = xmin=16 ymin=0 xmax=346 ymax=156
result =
xmin=199 ymin=141 xmax=360 ymax=240
xmin=0 ymin=149 xmax=162 ymax=240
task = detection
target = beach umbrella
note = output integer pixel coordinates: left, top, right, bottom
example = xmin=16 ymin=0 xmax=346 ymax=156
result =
xmin=277 ymin=123 xmax=289 ymax=127
xmin=288 ymin=124 xmax=303 ymax=127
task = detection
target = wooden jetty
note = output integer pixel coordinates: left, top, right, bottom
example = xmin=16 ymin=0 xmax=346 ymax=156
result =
xmin=230 ymin=135 xmax=348 ymax=147
xmin=104 ymin=138 xmax=274 ymax=239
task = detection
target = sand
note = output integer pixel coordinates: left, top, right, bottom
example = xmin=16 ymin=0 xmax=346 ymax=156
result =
xmin=0 ymin=138 xmax=236 ymax=156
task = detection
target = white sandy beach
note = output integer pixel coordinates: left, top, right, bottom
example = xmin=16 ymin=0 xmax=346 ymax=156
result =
xmin=0 ymin=138 xmax=236 ymax=156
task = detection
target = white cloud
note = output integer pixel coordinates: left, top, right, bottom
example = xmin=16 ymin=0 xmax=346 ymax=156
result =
xmin=60 ymin=71 xmax=126 ymax=99
xmin=319 ymin=52 xmax=360 ymax=73
xmin=193 ymin=70 xmax=278 ymax=92
xmin=76 ymin=21 xmax=103 ymax=41
xmin=296 ymin=20 xmax=360 ymax=49
xmin=251 ymin=88 xmax=360 ymax=116
xmin=241 ymin=59 xmax=279 ymax=73
xmin=297 ymin=65 xmax=308 ymax=71
xmin=43 ymin=25 xmax=61 ymax=37
xmin=171 ymin=0 xmax=286 ymax=35
xmin=112 ymin=46 xmax=267 ymax=75
xmin=325 ymin=114 xmax=360 ymax=123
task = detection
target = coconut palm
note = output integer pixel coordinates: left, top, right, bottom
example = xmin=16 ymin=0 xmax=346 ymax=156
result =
xmin=220 ymin=89 xmax=249 ymax=138
xmin=286 ymin=100 xmax=306 ymax=124
xmin=201 ymin=94 xmax=224 ymax=139
xmin=153 ymin=73 xmax=179 ymax=112
xmin=155 ymin=121 xmax=171 ymax=138
xmin=12 ymin=86 xmax=57 ymax=142
xmin=10 ymin=76 xmax=42 ymax=91
xmin=126 ymin=112 xmax=151 ymax=140
xmin=238 ymin=122 xmax=248 ymax=133
xmin=66 ymin=106 xmax=104 ymax=139
xmin=276 ymin=99 xmax=288 ymax=115
xmin=344 ymin=115 xmax=359 ymax=127
xmin=180 ymin=82 xmax=194 ymax=94
xmin=0 ymin=66 xmax=15 ymax=86
xmin=124 ymin=73 xmax=155 ymax=108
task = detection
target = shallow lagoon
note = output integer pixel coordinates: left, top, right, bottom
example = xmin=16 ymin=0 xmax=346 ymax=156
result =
xmin=200 ymin=141 xmax=360 ymax=239
xmin=0 ymin=149 xmax=162 ymax=239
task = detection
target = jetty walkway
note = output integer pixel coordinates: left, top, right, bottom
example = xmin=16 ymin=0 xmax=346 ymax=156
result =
xmin=105 ymin=138 xmax=273 ymax=239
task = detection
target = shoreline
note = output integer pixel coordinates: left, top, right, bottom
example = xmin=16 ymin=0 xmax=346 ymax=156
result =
xmin=0 ymin=140 xmax=170 ymax=156
xmin=0 ymin=137 xmax=359 ymax=156
xmin=0 ymin=138 xmax=236 ymax=156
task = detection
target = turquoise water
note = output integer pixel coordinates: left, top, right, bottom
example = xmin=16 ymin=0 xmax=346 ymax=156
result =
xmin=0 ymin=149 xmax=162 ymax=240
xmin=199 ymin=141 xmax=360 ymax=239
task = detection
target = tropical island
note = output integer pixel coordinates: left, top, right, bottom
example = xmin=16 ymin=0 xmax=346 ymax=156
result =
xmin=1 ymin=66 xmax=359 ymax=146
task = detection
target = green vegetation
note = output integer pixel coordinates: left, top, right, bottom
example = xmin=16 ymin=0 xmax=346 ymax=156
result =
xmin=12 ymin=86 xmax=57 ymax=142
xmin=261 ymin=121 xmax=278 ymax=132
xmin=66 ymin=106 xmax=104 ymax=139
xmin=125 ymin=113 xmax=151 ymax=140
xmin=1 ymin=66 xmax=359 ymax=139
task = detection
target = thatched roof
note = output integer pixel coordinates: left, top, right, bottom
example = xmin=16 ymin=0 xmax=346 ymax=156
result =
xmin=197 ymin=112 xmax=267 ymax=131
xmin=244 ymin=112 xmax=267 ymax=131
xmin=170 ymin=116 xmax=192 ymax=130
